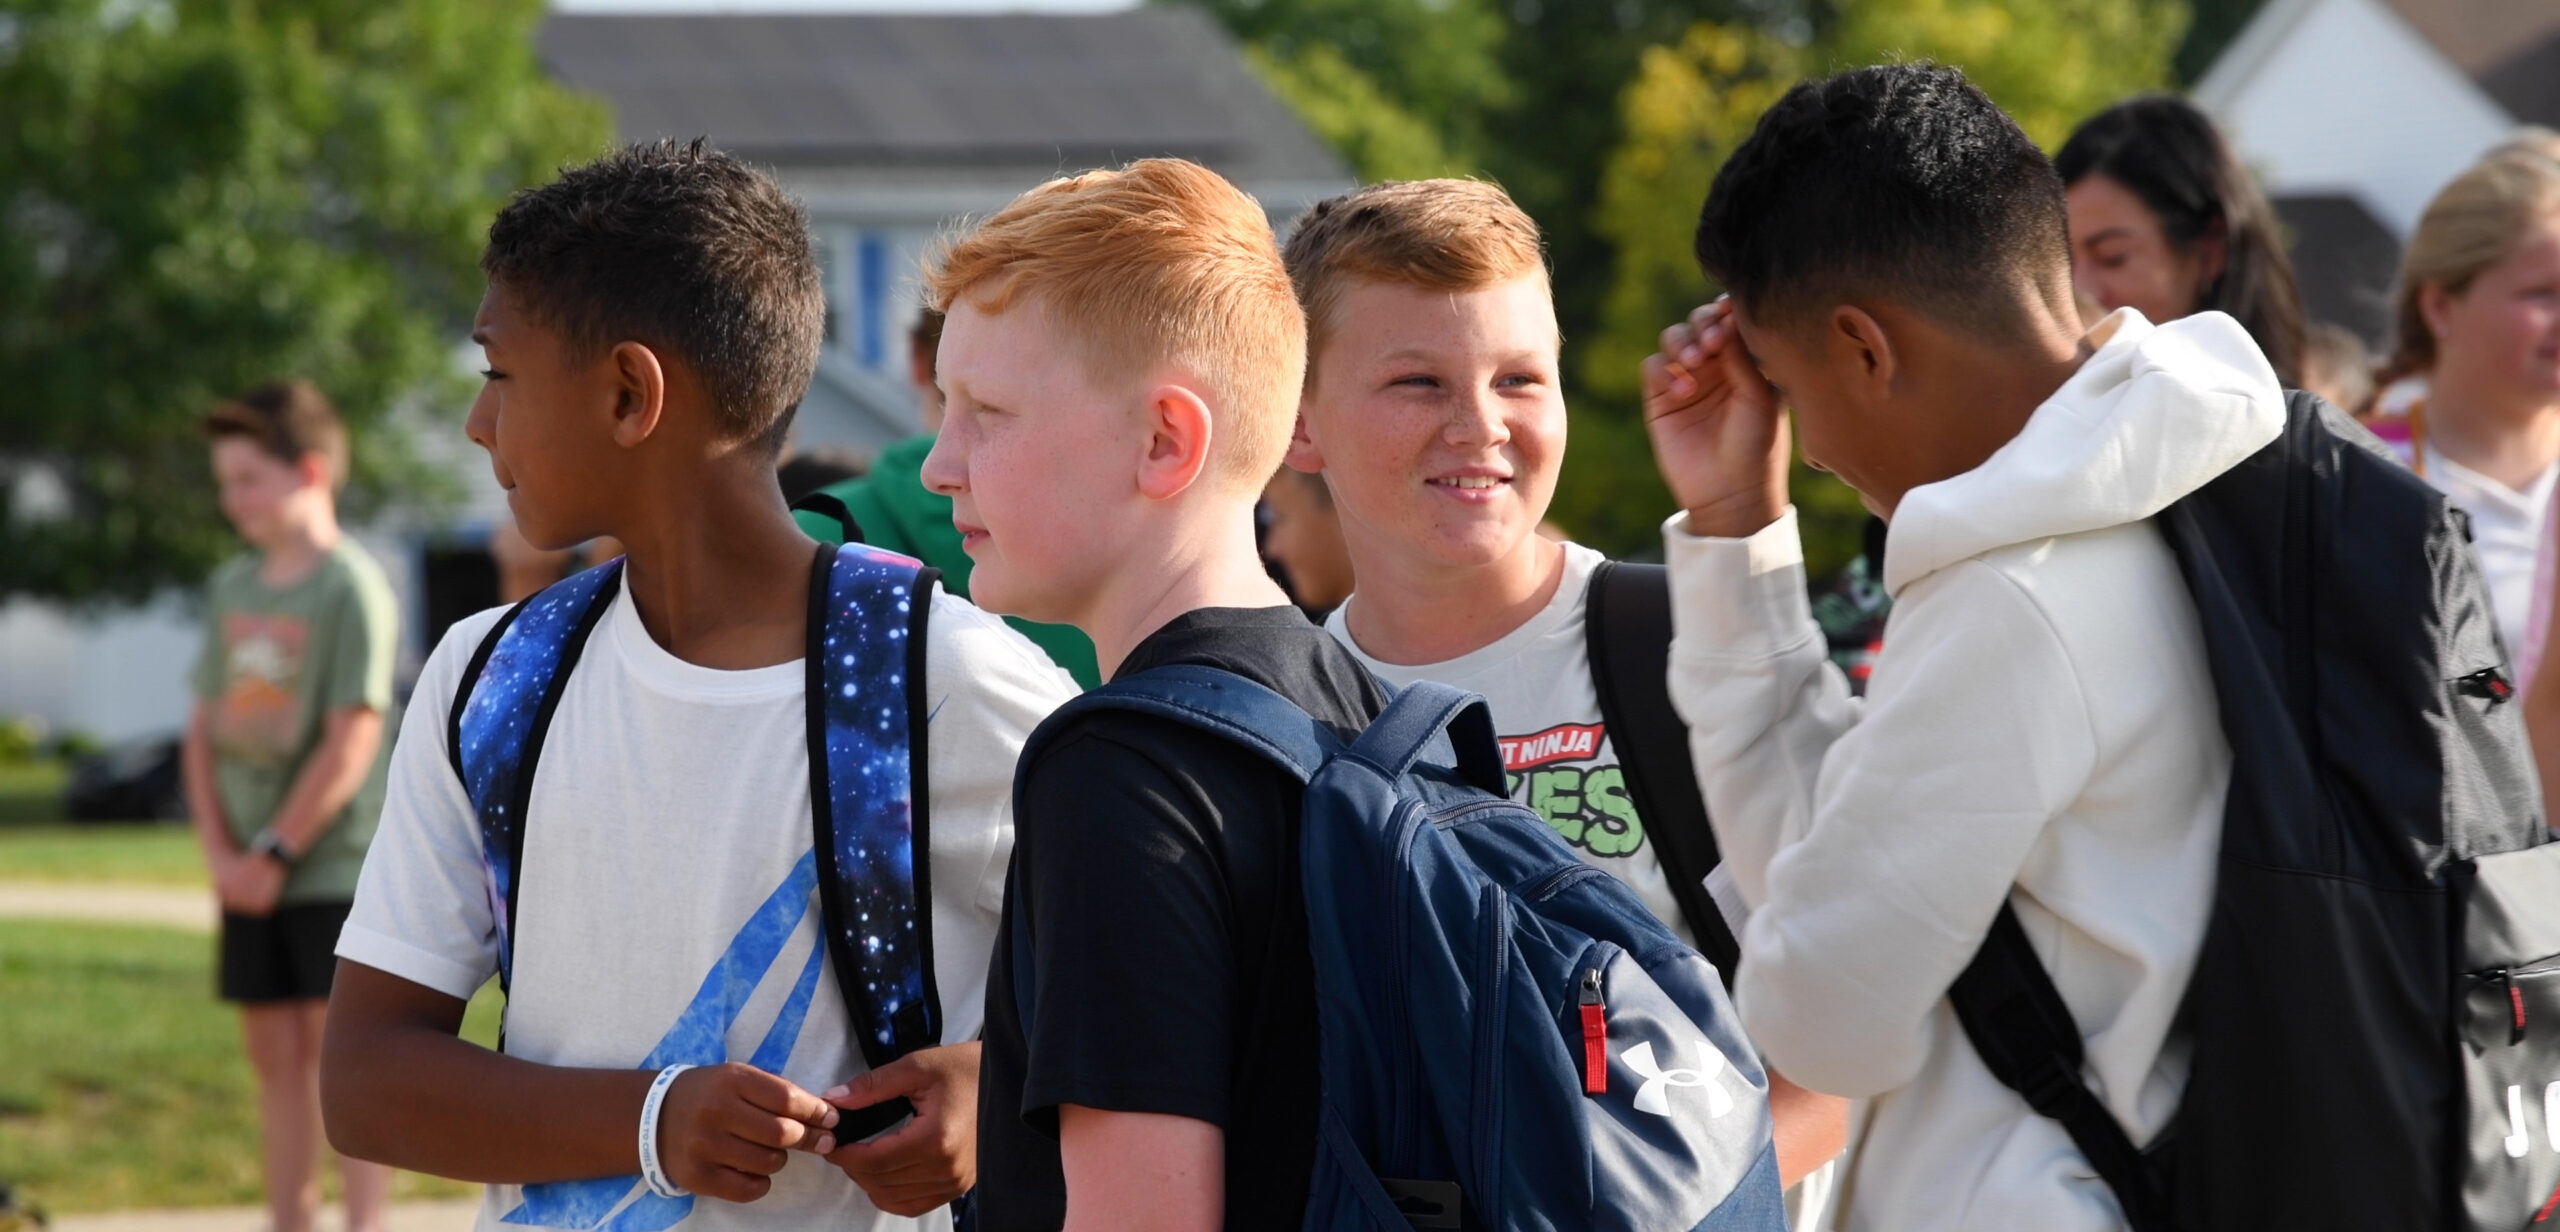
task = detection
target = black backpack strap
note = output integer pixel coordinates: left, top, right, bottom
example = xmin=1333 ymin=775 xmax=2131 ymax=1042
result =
xmin=1583 ymin=560 xmax=1744 ymax=987
xmin=1949 ymin=904 xmax=2174 ymax=1232
xmin=805 ymin=541 xmax=942 ymax=1140
xmin=792 ymin=490 xmax=865 ymax=545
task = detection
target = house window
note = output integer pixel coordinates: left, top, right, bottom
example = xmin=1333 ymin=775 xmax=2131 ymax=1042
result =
xmin=857 ymin=231 xmax=890 ymax=368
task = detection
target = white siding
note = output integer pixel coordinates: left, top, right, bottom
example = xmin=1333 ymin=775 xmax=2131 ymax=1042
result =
xmin=2198 ymin=0 xmax=2515 ymax=235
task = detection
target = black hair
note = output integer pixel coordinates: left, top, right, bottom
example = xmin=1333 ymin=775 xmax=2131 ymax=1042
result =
xmin=2056 ymin=95 xmax=2305 ymax=384
xmin=1694 ymin=64 xmax=2071 ymax=341
xmin=482 ymin=139 xmax=825 ymax=452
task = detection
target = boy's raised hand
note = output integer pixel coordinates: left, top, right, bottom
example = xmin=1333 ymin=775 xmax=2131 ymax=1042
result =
xmin=1642 ymin=297 xmax=1793 ymax=539
xmin=819 ymin=1041 xmax=980 ymax=1217
xmin=658 ymin=1062 xmax=841 ymax=1203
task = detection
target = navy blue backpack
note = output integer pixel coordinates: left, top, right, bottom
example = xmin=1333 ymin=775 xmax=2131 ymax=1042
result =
xmin=449 ymin=542 xmax=943 ymax=1148
xmin=1028 ymin=666 xmax=1787 ymax=1231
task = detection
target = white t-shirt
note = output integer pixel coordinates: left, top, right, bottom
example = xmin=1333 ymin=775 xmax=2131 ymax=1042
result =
xmin=339 ymin=583 xmax=1076 ymax=1232
xmin=1325 ymin=542 xmax=1723 ymax=947
xmin=2421 ymin=442 xmax=2557 ymax=656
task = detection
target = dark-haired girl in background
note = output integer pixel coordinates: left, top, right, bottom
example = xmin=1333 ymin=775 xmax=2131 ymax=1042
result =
xmin=2057 ymin=94 xmax=2308 ymax=387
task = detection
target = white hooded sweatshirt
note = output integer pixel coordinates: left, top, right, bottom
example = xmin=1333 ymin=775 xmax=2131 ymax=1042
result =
xmin=1662 ymin=310 xmax=2284 ymax=1231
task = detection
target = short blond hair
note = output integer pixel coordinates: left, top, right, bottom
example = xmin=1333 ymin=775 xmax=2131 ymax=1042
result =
xmin=2384 ymin=146 xmax=2560 ymax=385
xmin=1280 ymin=179 xmax=1548 ymax=368
xmin=925 ymin=159 xmax=1305 ymax=489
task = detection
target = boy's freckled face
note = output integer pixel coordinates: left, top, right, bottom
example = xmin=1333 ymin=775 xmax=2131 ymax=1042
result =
xmin=922 ymin=298 xmax=1135 ymax=625
xmin=1299 ymin=275 xmax=1564 ymax=573
xmin=464 ymin=286 xmax=613 ymax=550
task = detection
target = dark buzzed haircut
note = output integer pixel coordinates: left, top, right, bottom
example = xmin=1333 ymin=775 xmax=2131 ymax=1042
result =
xmin=1694 ymin=64 xmax=2070 ymax=340
xmin=482 ymin=139 xmax=824 ymax=451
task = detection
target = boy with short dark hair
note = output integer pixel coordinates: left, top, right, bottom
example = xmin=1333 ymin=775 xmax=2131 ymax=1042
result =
xmin=320 ymin=140 xmax=1074 ymax=1232
xmin=923 ymin=158 xmax=1384 ymax=1231
xmin=1280 ymin=177 xmax=1847 ymax=1215
xmin=1644 ymin=65 xmax=2284 ymax=1229
xmin=187 ymin=378 xmax=400 ymax=1232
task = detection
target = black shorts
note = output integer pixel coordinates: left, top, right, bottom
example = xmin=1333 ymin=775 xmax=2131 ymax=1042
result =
xmin=218 ymin=901 xmax=352 ymax=1004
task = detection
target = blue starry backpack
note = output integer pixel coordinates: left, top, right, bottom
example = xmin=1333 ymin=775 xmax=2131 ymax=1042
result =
xmin=448 ymin=542 xmax=941 ymax=1142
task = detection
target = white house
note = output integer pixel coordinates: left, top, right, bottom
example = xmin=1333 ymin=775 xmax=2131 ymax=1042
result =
xmin=2195 ymin=0 xmax=2560 ymax=344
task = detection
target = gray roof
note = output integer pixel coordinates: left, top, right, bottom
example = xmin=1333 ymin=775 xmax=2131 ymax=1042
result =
xmin=2481 ymin=28 xmax=2560 ymax=130
xmin=537 ymin=8 xmax=1350 ymax=186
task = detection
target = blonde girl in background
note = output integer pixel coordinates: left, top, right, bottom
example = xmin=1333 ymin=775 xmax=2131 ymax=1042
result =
xmin=2364 ymin=142 xmax=2560 ymax=694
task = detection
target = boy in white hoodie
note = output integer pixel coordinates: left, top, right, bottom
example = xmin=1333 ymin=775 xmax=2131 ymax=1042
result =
xmin=1642 ymin=66 xmax=2285 ymax=1230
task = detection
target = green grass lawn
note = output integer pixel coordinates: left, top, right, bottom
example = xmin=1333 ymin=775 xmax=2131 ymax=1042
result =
xmin=0 ymin=761 xmax=68 ymax=826
xmin=0 ymin=920 xmax=497 ymax=1212
xmin=0 ymin=757 xmax=208 ymax=887
xmin=0 ymin=825 xmax=206 ymax=886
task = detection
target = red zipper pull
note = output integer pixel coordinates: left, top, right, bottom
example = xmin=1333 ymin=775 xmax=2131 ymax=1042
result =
xmin=2513 ymin=972 xmax=2530 ymax=1046
xmin=1580 ymin=968 xmax=1607 ymax=1096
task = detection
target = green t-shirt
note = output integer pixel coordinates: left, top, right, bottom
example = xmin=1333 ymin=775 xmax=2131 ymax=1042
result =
xmin=190 ymin=539 xmax=399 ymax=904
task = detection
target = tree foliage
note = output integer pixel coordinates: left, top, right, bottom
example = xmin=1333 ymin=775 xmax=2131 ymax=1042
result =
xmin=0 ymin=0 xmax=610 ymax=604
xmin=1580 ymin=0 xmax=2185 ymax=568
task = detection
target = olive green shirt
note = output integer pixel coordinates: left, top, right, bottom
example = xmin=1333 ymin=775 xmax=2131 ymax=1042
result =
xmin=190 ymin=539 xmax=398 ymax=903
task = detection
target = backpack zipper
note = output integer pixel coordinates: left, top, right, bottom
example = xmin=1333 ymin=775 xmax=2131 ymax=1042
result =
xmin=2471 ymin=958 xmax=2560 ymax=1044
xmin=1579 ymin=968 xmax=1608 ymax=1096
xmin=2459 ymin=668 xmax=2516 ymax=705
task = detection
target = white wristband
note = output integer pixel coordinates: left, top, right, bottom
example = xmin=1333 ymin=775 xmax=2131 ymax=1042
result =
xmin=638 ymin=1064 xmax=695 ymax=1198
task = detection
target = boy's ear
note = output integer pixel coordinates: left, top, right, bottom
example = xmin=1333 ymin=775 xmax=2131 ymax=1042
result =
xmin=1136 ymin=383 xmax=1216 ymax=501
xmin=1830 ymin=305 xmax=1897 ymax=395
xmin=1283 ymin=409 xmax=1324 ymax=474
xmin=606 ymin=341 xmax=668 ymax=448
xmin=293 ymin=452 xmax=332 ymax=492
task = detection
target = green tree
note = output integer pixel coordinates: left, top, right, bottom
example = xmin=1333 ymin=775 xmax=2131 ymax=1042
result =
xmin=1191 ymin=0 xmax=1511 ymax=182
xmin=1577 ymin=0 xmax=2187 ymax=571
xmin=2174 ymin=0 xmax=2268 ymax=84
xmin=0 ymin=0 xmax=610 ymax=604
xmin=1478 ymin=1 xmax=1757 ymax=397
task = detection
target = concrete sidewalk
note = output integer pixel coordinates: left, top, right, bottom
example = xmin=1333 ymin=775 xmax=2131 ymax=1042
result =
xmin=51 ymin=1199 xmax=477 ymax=1231
xmin=0 ymin=881 xmax=215 ymax=932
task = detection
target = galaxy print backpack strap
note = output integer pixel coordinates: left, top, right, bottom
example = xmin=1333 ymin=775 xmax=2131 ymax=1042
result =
xmin=804 ymin=541 xmax=941 ymax=1140
xmin=447 ymin=558 xmax=626 ymax=997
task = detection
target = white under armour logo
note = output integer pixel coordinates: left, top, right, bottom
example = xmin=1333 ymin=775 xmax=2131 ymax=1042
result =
xmin=1619 ymin=1038 xmax=1736 ymax=1119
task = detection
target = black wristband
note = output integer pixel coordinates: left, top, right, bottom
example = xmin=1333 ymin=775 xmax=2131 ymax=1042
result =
xmin=248 ymin=829 xmax=301 ymax=867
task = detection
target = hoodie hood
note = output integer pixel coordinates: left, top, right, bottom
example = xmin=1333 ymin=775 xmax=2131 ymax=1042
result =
xmin=1883 ymin=309 xmax=2284 ymax=596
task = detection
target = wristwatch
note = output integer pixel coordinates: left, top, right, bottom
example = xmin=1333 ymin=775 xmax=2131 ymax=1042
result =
xmin=247 ymin=829 xmax=302 ymax=868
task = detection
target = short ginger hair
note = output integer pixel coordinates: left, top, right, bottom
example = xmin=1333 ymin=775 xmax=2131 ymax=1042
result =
xmin=924 ymin=158 xmax=1305 ymax=490
xmin=1281 ymin=179 xmax=1548 ymax=368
